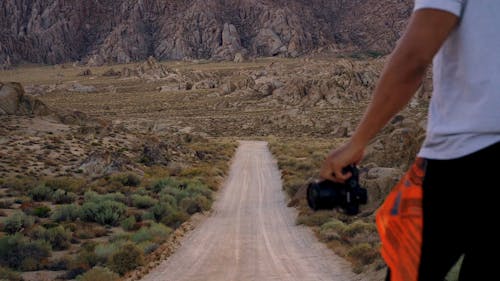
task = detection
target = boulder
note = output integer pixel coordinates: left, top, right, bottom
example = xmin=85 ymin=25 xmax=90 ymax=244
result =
xmin=68 ymin=83 xmax=97 ymax=93
xmin=0 ymin=82 xmax=23 ymax=115
xmin=234 ymin=53 xmax=245 ymax=63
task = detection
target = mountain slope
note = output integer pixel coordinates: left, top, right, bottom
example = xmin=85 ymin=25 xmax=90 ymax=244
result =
xmin=0 ymin=0 xmax=412 ymax=66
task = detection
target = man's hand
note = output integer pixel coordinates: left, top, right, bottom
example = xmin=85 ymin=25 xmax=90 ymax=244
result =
xmin=320 ymin=140 xmax=364 ymax=183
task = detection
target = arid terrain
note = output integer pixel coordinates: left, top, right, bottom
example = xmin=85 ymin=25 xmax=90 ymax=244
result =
xmin=1 ymin=54 xmax=431 ymax=281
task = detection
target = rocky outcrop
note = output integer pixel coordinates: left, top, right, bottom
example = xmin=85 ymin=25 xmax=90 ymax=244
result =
xmin=0 ymin=82 xmax=50 ymax=115
xmin=0 ymin=0 xmax=412 ymax=67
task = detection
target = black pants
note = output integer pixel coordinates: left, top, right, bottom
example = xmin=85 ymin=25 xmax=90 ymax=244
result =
xmin=387 ymin=141 xmax=500 ymax=281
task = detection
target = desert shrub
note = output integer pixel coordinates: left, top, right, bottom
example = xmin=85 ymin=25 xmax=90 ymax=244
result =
xmin=0 ymin=266 xmax=23 ymax=281
xmin=32 ymin=205 xmax=51 ymax=218
xmin=347 ymin=243 xmax=378 ymax=266
xmin=44 ymin=226 xmax=72 ymax=250
xmin=25 ymin=225 xmax=71 ymax=250
xmin=296 ymin=211 xmax=332 ymax=227
xmin=135 ymin=187 xmax=149 ymax=196
xmin=44 ymin=177 xmax=86 ymax=192
xmin=341 ymin=220 xmax=376 ymax=237
xmin=28 ymin=225 xmax=47 ymax=240
xmin=130 ymin=223 xmax=172 ymax=244
xmin=147 ymin=223 xmax=172 ymax=242
xmin=160 ymin=210 xmax=189 ymax=229
xmin=137 ymin=241 xmax=159 ymax=254
xmin=0 ymin=234 xmax=51 ymax=270
xmin=66 ymin=247 xmax=97 ymax=279
xmin=81 ymin=200 xmax=126 ymax=226
xmin=29 ymin=185 xmax=53 ymax=201
xmin=46 ymin=255 xmax=71 ymax=271
xmin=52 ymin=189 xmax=77 ymax=204
xmin=111 ymin=173 xmax=141 ymax=187
xmin=158 ymin=193 xmax=177 ymax=207
xmin=108 ymin=243 xmax=144 ymax=275
xmin=0 ymin=177 xmax=37 ymax=193
xmin=120 ymin=216 xmax=138 ymax=231
xmin=0 ymin=200 xmax=13 ymax=209
xmin=179 ymin=195 xmax=210 ymax=215
xmin=77 ymin=266 xmax=119 ymax=281
xmin=149 ymin=202 xmax=174 ymax=222
xmin=131 ymin=227 xmax=153 ymax=244
xmin=2 ymin=212 xmax=35 ymax=234
xmin=84 ymin=191 xmax=126 ymax=204
xmin=52 ymin=204 xmax=81 ymax=222
xmin=94 ymin=242 xmax=122 ymax=264
xmin=150 ymin=178 xmax=183 ymax=193
xmin=319 ymin=219 xmax=347 ymax=241
xmin=13 ymin=196 xmax=31 ymax=204
xmin=131 ymin=194 xmax=157 ymax=209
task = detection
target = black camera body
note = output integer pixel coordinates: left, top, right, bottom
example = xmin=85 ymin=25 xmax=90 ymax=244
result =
xmin=307 ymin=166 xmax=368 ymax=215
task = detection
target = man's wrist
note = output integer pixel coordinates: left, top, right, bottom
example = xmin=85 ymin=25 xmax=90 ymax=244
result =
xmin=350 ymin=132 xmax=370 ymax=149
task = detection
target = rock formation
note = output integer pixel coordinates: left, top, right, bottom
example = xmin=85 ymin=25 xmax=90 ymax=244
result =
xmin=0 ymin=0 xmax=412 ymax=67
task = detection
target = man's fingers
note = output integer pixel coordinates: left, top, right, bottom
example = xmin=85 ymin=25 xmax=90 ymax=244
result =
xmin=333 ymin=170 xmax=351 ymax=183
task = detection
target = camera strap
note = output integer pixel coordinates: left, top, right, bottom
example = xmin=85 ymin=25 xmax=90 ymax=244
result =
xmin=376 ymin=158 xmax=425 ymax=281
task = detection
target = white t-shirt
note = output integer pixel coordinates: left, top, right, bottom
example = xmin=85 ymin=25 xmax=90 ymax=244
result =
xmin=415 ymin=0 xmax=500 ymax=159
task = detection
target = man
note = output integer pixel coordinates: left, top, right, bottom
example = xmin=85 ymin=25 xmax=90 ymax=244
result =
xmin=320 ymin=1 xmax=500 ymax=280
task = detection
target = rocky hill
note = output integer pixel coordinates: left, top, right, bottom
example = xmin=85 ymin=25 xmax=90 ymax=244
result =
xmin=0 ymin=0 xmax=412 ymax=67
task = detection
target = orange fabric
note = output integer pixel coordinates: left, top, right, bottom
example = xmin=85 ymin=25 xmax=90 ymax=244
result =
xmin=376 ymin=158 xmax=425 ymax=281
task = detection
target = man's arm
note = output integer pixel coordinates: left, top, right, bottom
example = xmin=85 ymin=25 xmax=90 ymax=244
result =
xmin=320 ymin=9 xmax=460 ymax=182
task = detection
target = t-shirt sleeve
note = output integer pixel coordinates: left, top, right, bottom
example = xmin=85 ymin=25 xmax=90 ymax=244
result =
xmin=414 ymin=0 xmax=465 ymax=17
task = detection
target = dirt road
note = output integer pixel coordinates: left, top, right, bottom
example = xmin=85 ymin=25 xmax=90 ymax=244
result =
xmin=141 ymin=141 xmax=363 ymax=281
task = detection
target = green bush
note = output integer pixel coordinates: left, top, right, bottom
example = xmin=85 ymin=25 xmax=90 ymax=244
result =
xmin=76 ymin=266 xmax=119 ymax=281
xmin=111 ymin=173 xmax=141 ymax=187
xmin=347 ymin=243 xmax=378 ymax=266
xmin=180 ymin=194 xmax=211 ymax=214
xmin=341 ymin=220 xmax=376 ymax=237
xmin=94 ymin=242 xmax=121 ymax=264
xmin=0 ymin=266 xmax=23 ymax=281
xmin=108 ymin=243 xmax=144 ymax=275
xmin=66 ymin=246 xmax=98 ymax=278
xmin=131 ymin=194 xmax=157 ymax=209
xmin=120 ymin=216 xmax=137 ymax=231
xmin=319 ymin=219 xmax=347 ymax=241
xmin=32 ymin=205 xmax=51 ymax=218
xmin=150 ymin=178 xmax=181 ymax=193
xmin=52 ymin=204 xmax=81 ymax=222
xmin=2 ymin=212 xmax=35 ymax=234
xmin=29 ymin=185 xmax=53 ymax=201
xmin=44 ymin=177 xmax=86 ymax=192
xmin=84 ymin=191 xmax=126 ymax=204
xmin=45 ymin=226 xmax=72 ymax=250
xmin=131 ymin=223 xmax=173 ymax=244
xmin=25 ymin=225 xmax=71 ymax=251
xmin=158 ymin=193 xmax=177 ymax=207
xmin=28 ymin=225 xmax=47 ymax=240
xmin=0 ymin=200 xmax=13 ymax=209
xmin=52 ymin=189 xmax=77 ymax=204
xmin=149 ymin=202 xmax=174 ymax=222
xmin=137 ymin=241 xmax=159 ymax=254
xmin=81 ymin=200 xmax=126 ymax=226
xmin=296 ymin=211 xmax=332 ymax=227
xmin=0 ymin=234 xmax=51 ymax=270
xmin=131 ymin=228 xmax=153 ymax=244
xmin=160 ymin=210 xmax=189 ymax=229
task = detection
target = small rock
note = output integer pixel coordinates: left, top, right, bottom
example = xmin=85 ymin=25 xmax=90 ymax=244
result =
xmin=78 ymin=69 xmax=92 ymax=76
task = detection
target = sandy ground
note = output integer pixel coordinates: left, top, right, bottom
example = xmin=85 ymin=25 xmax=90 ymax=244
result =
xmin=141 ymin=141 xmax=365 ymax=281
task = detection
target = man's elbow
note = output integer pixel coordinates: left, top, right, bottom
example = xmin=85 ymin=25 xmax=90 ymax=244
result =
xmin=397 ymin=48 xmax=432 ymax=78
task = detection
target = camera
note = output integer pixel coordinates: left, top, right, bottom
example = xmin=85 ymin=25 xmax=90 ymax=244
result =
xmin=307 ymin=166 xmax=368 ymax=215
